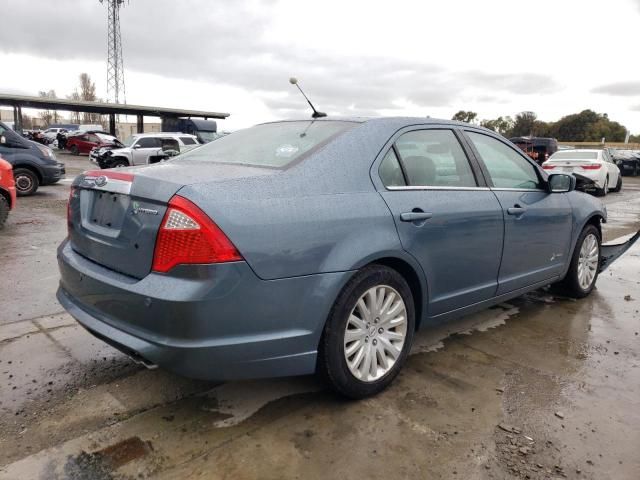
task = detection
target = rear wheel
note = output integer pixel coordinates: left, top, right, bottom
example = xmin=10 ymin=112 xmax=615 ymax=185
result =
xmin=70 ymin=145 xmax=79 ymax=156
xmin=0 ymin=195 xmax=9 ymax=228
xmin=596 ymin=176 xmax=609 ymax=196
xmin=13 ymin=168 xmax=39 ymax=196
xmin=611 ymin=175 xmax=622 ymax=192
xmin=553 ymin=224 xmax=600 ymax=298
xmin=318 ymin=265 xmax=415 ymax=398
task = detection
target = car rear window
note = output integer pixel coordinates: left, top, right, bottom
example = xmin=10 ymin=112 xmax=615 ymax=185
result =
xmin=177 ymin=121 xmax=358 ymax=168
xmin=551 ymin=151 xmax=598 ymax=160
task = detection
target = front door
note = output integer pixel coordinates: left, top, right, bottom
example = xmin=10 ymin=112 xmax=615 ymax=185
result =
xmin=464 ymin=130 xmax=573 ymax=294
xmin=377 ymin=128 xmax=504 ymax=317
xmin=131 ymin=137 xmax=161 ymax=165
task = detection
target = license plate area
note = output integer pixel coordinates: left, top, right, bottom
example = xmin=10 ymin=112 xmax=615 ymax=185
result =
xmin=83 ymin=189 xmax=130 ymax=232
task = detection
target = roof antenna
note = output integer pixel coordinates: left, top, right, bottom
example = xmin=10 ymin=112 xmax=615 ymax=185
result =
xmin=289 ymin=77 xmax=326 ymax=119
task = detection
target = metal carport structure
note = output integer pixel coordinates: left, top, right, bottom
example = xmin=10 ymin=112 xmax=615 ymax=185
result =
xmin=0 ymin=94 xmax=230 ymax=135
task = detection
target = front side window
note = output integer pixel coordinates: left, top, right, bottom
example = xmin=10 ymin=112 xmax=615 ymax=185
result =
xmin=467 ymin=131 xmax=542 ymax=189
xmin=177 ymin=121 xmax=357 ymax=168
xmin=180 ymin=136 xmax=197 ymax=145
xmin=393 ymin=129 xmax=477 ymax=187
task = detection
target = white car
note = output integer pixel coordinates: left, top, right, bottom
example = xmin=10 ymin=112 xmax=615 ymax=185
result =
xmin=90 ymin=132 xmax=201 ymax=167
xmin=542 ymin=149 xmax=621 ymax=196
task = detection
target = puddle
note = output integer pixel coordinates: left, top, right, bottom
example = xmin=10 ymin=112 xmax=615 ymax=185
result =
xmin=201 ymin=377 xmax=322 ymax=428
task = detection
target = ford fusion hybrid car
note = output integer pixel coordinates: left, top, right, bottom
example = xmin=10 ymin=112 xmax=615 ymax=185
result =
xmin=57 ymin=118 xmax=637 ymax=398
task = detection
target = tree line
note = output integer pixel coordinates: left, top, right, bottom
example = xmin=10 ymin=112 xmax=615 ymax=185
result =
xmin=451 ymin=110 xmax=636 ymax=143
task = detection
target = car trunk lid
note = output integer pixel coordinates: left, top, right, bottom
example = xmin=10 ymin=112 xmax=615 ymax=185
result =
xmin=68 ymin=170 xmax=180 ymax=279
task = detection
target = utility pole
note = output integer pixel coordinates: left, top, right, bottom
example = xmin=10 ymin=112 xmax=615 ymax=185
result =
xmin=100 ymin=0 xmax=127 ymax=104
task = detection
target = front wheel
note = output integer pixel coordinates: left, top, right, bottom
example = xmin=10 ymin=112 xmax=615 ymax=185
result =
xmin=13 ymin=168 xmax=39 ymax=196
xmin=318 ymin=265 xmax=415 ymax=398
xmin=553 ymin=225 xmax=600 ymax=298
xmin=70 ymin=145 xmax=79 ymax=156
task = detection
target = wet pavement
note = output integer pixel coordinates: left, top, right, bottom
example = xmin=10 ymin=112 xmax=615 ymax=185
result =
xmin=0 ymin=154 xmax=639 ymax=479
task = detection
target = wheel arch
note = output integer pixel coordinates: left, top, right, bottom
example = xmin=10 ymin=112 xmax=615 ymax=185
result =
xmin=13 ymin=163 xmax=43 ymax=183
xmin=360 ymin=255 xmax=428 ymax=331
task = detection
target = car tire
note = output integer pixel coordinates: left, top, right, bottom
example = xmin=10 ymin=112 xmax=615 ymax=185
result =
xmin=109 ymin=158 xmax=129 ymax=168
xmin=596 ymin=176 xmax=609 ymax=196
xmin=317 ymin=264 xmax=415 ymax=399
xmin=553 ymin=224 xmax=601 ymax=299
xmin=13 ymin=168 xmax=39 ymax=196
xmin=0 ymin=195 xmax=8 ymax=228
xmin=611 ymin=175 xmax=622 ymax=193
xmin=70 ymin=145 xmax=79 ymax=156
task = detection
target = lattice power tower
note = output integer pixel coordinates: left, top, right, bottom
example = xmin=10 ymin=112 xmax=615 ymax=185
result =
xmin=99 ymin=0 xmax=127 ymax=104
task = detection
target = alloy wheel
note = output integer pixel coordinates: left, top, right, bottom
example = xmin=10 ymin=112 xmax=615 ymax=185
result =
xmin=343 ymin=285 xmax=407 ymax=382
xmin=577 ymin=233 xmax=599 ymax=290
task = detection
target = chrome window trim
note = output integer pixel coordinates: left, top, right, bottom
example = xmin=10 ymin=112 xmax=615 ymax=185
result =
xmin=490 ymin=187 xmax=546 ymax=192
xmin=386 ymin=185 xmax=491 ymax=192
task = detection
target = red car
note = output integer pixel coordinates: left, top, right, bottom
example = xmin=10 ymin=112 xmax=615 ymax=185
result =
xmin=0 ymin=157 xmax=17 ymax=228
xmin=66 ymin=132 xmax=121 ymax=155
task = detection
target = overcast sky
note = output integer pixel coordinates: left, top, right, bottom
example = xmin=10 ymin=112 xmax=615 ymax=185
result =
xmin=1 ymin=0 xmax=639 ymax=132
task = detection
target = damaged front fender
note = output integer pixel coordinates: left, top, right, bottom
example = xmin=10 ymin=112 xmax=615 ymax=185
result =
xmin=599 ymin=231 xmax=640 ymax=272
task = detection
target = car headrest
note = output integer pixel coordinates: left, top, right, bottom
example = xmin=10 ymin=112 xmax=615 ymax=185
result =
xmin=403 ymin=155 xmax=436 ymax=185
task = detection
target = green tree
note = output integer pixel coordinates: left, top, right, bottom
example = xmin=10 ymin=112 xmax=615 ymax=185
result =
xmin=550 ymin=110 xmax=626 ymax=142
xmin=480 ymin=116 xmax=514 ymax=135
xmin=509 ymin=111 xmax=538 ymax=137
xmin=452 ymin=110 xmax=478 ymax=124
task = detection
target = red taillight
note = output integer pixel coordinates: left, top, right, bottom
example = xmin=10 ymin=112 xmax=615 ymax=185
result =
xmin=542 ymin=164 xmax=555 ymax=170
xmin=152 ymin=195 xmax=242 ymax=273
xmin=67 ymin=187 xmax=76 ymax=235
xmin=581 ymin=164 xmax=602 ymax=170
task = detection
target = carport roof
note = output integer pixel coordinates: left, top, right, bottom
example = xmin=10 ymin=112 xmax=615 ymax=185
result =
xmin=0 ymin=93 xmax=230 ymax=119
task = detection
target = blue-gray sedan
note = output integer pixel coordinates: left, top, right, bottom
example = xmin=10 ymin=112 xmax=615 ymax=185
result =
xmin=57 ymin=117 xmax=625 ymax=398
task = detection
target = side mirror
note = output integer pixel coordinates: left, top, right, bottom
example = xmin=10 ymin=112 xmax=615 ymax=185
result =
xmin=0 ymin=135 xmax=6 ymax=145
xmin=548 ymin=173 xmax=575 ymax=193
xmin=132 ymin=144 xmax=141 ymax=149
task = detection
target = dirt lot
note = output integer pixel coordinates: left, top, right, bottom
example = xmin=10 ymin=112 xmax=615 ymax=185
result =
xmin=1 ymin=152 xmax=639 ymax=479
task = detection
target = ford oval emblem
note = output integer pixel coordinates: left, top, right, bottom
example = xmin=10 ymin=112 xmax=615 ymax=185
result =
xmin=95 ymin=176 xmax=108 ymax=187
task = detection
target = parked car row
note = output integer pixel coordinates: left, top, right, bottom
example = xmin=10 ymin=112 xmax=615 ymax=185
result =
xmin=542 ymin=149 xmax=622 ymax=196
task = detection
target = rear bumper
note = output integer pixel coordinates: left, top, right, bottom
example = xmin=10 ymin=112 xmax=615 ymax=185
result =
xmin=57 ymin=240 xmax=352 ymax=380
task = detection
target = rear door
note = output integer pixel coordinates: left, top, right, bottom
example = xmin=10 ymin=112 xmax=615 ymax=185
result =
xmin=463 ymin=130 xmax=573 ymax=294
xmin=376 ymin=127 xmax=504 ymax=317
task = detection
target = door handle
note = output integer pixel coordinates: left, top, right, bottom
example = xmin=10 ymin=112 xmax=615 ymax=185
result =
xmin=400 ymin=211 xmax=433 ymax=222
xmin=507 ymin=206 xmax=526 ymax=215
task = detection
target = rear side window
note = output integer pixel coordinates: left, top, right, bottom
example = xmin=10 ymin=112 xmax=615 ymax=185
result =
xmin=178 ymin=121 xmax=357 ymax=168
xmin=379 ymin=149 xmax=406 ymax=187
xmin=392 ymin=129 xmax=477 ymax=187
xmin=136 ymin=137 xmax=161 ymax=148
xmin=180 ymin=136 xmax=197 ymax=145
xmin=467 ymin=132 xmax=541 ymax=189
